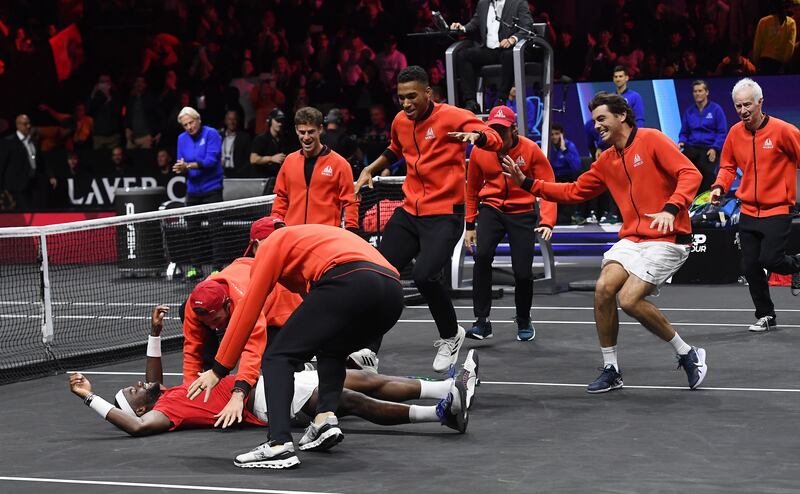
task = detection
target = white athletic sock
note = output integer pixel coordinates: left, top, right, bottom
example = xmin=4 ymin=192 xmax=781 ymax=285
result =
xmin=601 ymin=346 xmax=619 ymax=371
xmin=418 ymin=378 xmax=453 ymax=399
xmin=408 ymin=405 xmax=439 ymax=423
xmin=669 ymin=333 xmax=692 ymax=355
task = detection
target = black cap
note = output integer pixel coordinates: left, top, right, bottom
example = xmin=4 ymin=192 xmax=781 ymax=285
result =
xmin=269 ymin=108 xmax=286 ymax=123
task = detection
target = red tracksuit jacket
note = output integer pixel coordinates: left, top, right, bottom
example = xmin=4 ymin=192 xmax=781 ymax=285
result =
xmin=384 ymin=102 xmax=502 ymax=216
xmin=272 ymin=146 xmax=359 ymax=229
xmin=527 ymin=128 xmax=701 ymax=243
xmin=466 ymin=134 xmax=557 ymax=228
xmin=714 ymin=115 xmax=800 ymax=218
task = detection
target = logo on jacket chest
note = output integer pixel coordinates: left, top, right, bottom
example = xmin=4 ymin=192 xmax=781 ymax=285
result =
xmin=632 ymin=153 xmax=644 ymax=167
xmin=321 ymin=165 xmax=333 ymax=177
xmin=515 ymin=156 xmax=526 ymax=167
xmin=424 ymin=127 xmax=436 ymax=140
xmin=763 ymin=138 xmax=773 ymax=150
xmin=705 ymin=112 xmax=713 ymax=119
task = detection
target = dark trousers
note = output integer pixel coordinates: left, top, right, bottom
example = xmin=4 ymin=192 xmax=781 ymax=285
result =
xmin=367 ymin=209 xmax=463 ymax=352
xmin=456 ymin=45 xmax=515 ymax=104
xmin=263 ymin=263 xmax=403 ymax=443
xmin=683 ymin=144 xmax=718 ymax=194
xmin=473 ymin=205 xmax=536 ymax=322
xmin=185 ymin=188 xmax=224 ymax=266
xmin=739 ymin=213 xmax=800 ymax=318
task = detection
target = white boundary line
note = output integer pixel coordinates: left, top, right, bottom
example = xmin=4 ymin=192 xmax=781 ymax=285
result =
xmin=409 ymin=305 xmax=800 ymax=312
xmin=0 ymin=477 xmax=341 ymax=494
xmin=63 ymin=372 xmax=800 ymax=394
xmin=482 ymin=381 xmax=800 ymax=393
xmin=396 ymin=319 xmax=800 ymax=328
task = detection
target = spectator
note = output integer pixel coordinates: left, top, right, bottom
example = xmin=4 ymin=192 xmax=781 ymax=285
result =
xmin=677 ymin=50 xmax=702 ymax=78
xmin=360 ymin=104 xmax=390 ymax=163
xmin=50 ymin=151 xmax=91 ymax=208
xmin=555 ymin=29 xmax=585 ymax=80
xmin=154 ymin=148 xmax=176 ymax=188
xmin=230 ymin=58 xmax=259 ymax=130
xmin=38 ymin=102 xmax=94 ymax=151
xmin=219 ymin=110 xmax=252 ymax=178
xmin=615 ymin=32 xmax=644 ymax=78
xmin=584 ymin=30 xmax=617 ymax=81
xmin=638 ymin=51 xmax=662 ymax=79
xmin=714 ymin=43 xmax=757 ymax=76
xmin=678 ymin=80 xmax=728 ymax=194
xmin=109 ymin=145 xmax=128 ymax=177
xmin=250 ymin=108 xmax=294 ymax=181
xmin=321 ymin=108 xmax=361 ymax=171
xmin=172 ymin=106 xmax=224 ymax=280
xmin=375 ymin=35 xmax=407 ymax=92
xmin=124 ymin=76 xmax=162 ymax=149
xmin=0 ymin=114 xmax=44 ymax=210
xmin=612 ymin=65 xmax=645 ymax=128
xmin=752 ymin=1 xmax=797 ymax=74
xmin=697 ymin=21 xmax=726 ymax=76
xmin=549 ymin=122 xmax=583 ymax=224
xmin=87 ymin=74 xmax=123 ymax=150
xmin=251 ymin=76 xmax=286 ymax=136
xmin=450 ymin=0 xmax=534 ymax=112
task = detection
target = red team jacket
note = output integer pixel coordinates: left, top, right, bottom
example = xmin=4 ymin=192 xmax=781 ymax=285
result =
xmin=213 ymin=225 xmax=398 ymax=373
xmin=182 ymin=258 xmax=302 ymax=392
xmin=153 ymin=375 xmax=265 ymax=431
xmin=384 ymin=103 xmax=502 ymax=216
xmin=714 ymin=115 xmax=800 ymax=218
xmin=527 ymin=128 xmax=701 ymax=243
xmin=272 ymin=146 xmax=359 ymax=229
xmin=466 ymin=135 xmax=557 ymax=228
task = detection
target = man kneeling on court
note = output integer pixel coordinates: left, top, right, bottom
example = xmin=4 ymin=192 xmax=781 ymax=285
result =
xmin=68 ymin=306 xmax=478 ymax=437
xmin=503 ymin=91 xmax=708 ymax=393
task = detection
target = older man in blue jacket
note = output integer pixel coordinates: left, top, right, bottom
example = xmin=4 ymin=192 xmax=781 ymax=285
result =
xmin=173 ymin=106 xmax=224 ymax=279
xmin=678 ymin=80 xmax=728 ymax=194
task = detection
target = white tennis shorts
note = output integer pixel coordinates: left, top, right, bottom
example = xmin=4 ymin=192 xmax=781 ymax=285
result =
xmin=252 ymin=370 xmax=319 ymax=422
xmin=602 ymin=238 xmax=690 ymax=289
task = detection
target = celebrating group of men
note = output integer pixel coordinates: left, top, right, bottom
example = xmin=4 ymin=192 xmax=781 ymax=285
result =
xmin=71 ymin=65 xmax=800 ymax=470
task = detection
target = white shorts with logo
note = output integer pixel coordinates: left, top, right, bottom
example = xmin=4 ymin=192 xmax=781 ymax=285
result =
xmin=252 ymin=370 xmax=319 ymax=422
xmin=602 ymin=238 xmax=691 ymax=290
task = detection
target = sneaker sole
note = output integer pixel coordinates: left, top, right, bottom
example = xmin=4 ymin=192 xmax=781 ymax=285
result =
xmin=298 ymin=427 xmax=344 ymax=451
xmin=453 ymin=378 xmax=469 ymax=433
xmin=516 ymin=333 xmax=535 ymax=342
xmin=748 ymin=324 xmax=775 ymax=332
xmin=465 ymin=332 xmax=493 ymax=340
xmin=234 ymin=455 xmax=300 ymax=469
xmin=689 ymin=348 xmax=707 ymax=390
xmin=464 ymin=350 xmax=478 ymax=410
xmin=586 ymin=381 xmax=624 ymax=394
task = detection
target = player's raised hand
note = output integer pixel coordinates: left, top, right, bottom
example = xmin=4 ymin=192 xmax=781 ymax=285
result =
xmin=709 ymin=187 xmax=722 ymax=206
xmin=447 ymin=131 xmax=481 ymax=144
xmin=69 ymin=373 xmax=92 ymax=398
xmin=151 ymin=305 xmax=169 ymax=336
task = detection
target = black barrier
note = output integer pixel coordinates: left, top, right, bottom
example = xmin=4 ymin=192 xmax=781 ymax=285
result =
xmin=673 ymin=227 xmax=741 ymax=284
xmin=114 ymin=187 xmax=167 ymax=277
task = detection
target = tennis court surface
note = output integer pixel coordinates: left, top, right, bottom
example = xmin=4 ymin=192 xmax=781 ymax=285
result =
xmin=2 ymin=265 xmax=800 ymax=494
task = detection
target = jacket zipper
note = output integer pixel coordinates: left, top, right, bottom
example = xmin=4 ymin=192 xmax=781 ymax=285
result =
xmin=304 ymin=157 xmax=316 ymax=224
xmin=751 ymin=132 xmax=759 ymax=217
xmin=412 ymin=121 xmax=425 ymax=215
xmin=619 ymin=150 xmax=641 ymax=235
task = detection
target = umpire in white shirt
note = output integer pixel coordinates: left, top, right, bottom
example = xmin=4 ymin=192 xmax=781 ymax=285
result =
xmin=451 ymin=0 xmax=534 ymax=113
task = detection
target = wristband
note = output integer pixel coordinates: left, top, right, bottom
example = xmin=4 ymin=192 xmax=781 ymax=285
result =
xmin=88 ymin=395 xmax=115 ymax=419
xmin=146 ymin=335 xmax=162 ymax=357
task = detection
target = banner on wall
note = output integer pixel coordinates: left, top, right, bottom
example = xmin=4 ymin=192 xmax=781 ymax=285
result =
xmin=66 ymin=176 xmax=186 ymax=206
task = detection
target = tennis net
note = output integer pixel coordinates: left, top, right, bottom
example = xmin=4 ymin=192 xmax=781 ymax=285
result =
xmin=0 ymin=194 xmax=274 ymax=384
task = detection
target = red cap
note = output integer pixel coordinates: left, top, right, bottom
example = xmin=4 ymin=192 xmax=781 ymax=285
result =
xmin=188 ymin=280 xmax=229 ymax=314
xmin=486 ymin=105 xmax=516 ymax=127
xmin=243 ymin=215 xmax=285 ymax=256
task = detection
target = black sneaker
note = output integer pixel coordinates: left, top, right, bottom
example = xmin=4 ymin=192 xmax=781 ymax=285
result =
xmin=234 ymin=440 xmax=300 ymax=469
xmin=586 ymin=365 xmax=623 ymax=394
xmin=436 ymin=388 xmax=468 ymax=433
xmin=748 ymin=315 xmax=776 ymax=332
xmin=676 ymin=347 xmax=707 ymax=389
xmin=466 ymin=320 xmax=493 ymax=340
xmin=792 ymin=271 xmax=800 ymax=296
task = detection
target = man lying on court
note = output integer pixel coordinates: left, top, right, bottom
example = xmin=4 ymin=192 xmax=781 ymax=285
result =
xmin=68 ymin=304 xmax=478 ymax=437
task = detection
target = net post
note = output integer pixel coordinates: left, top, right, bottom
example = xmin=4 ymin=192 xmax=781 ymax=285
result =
xmin=39 ymin=233 xmax=54 ymax=344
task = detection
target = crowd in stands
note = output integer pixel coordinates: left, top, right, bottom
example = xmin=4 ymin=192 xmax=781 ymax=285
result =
xmin=0 ymin=0 xmax=797 ymax=212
